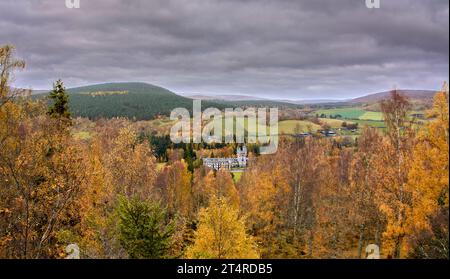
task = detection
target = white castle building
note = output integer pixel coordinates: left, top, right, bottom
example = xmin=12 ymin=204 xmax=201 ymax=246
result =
xmin=203 ymin=146 xmax=248 ymax=170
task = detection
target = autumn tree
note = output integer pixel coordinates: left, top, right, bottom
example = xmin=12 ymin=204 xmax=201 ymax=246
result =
xmin=282 ymin=138 xmax=330 ymax=253
xmin=106 ymin=126 xmax=158 ymax=199
xmin=162 ymin=160 xmax=192 ymax=218
xmin=0 ymin=47 xmax=88 ymax=258
xmin=0 ymin=44 xmax=25 ymax=109
xmin=239 ymin=146 xmax=290 ymax=258
xmin=378 ymin=90 xmax=414 ymax=258
xmin=0 ymin=114 xmax=88 ymax=258
xmin=75 ymin=137 xmax=115 ymax=258
xmin=240 ymin=163 xmax=289 ymax=258
xmin=406 ymin=84 xmax=449 ymax=258
xmin=348 ymin=127 xmax=385 ymax=258
xmin=313 ymin=144 xmax=353 ymax=258
xmin=192 ymin=166 xmax=211 ymax=212
xmin=186 ymin=196 xmax=259 ymax=259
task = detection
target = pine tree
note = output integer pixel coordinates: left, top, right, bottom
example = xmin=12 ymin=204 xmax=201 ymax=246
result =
xmin=117 ymin=196 xmax=174 ymax=259
xmin=48 ymin=79 xmax=71 ymax=119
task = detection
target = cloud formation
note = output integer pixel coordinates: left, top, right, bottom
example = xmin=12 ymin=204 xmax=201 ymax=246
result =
xmin=1 ymin=0 xmax=448 ymax=99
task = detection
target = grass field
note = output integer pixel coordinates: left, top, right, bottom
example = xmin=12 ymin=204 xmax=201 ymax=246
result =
xmin=211 ymin=116 xmax=276 ymax=136
xmin=210 ymin=118 xmax=322 ymax=136
xmin=359 ymin=111 xmax=384 ymax=121
xmin=319 ymin=118 xmax=354 ymax=128
xmin=351 ymin=119 xmax=386 ymax=128
xmin=278 ymin=120 xmax=321 ymax=134
xmin=315 ymin=108 xmax=366 ymax=119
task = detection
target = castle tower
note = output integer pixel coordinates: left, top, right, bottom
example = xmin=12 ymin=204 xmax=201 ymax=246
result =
xmin=236 ymin=145 xmax=248 ymax=167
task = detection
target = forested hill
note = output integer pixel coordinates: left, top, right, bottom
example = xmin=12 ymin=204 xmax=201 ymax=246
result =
xmin=34 ymin=82 xmax=210 ymax=120
xmin=33 ymin=82 xmax=302 ymax=120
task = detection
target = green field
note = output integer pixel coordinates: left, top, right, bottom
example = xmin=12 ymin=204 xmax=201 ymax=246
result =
xmin=315 ymin=108 xmax=386 ymax=121
xmin=359 ymin=111 xmax=384 ymax=121
xmin=352 ymin=119 xmax=386 ymax=128
xmin=210 ymin=116 xmax=271 ymax=136
xmin=278 ymin=120 xmax=321 ymax=134
xmin=209 ymin=118 xmax=322 ymax=136
xmin=315 ymin=108 xmax=366 ymax=119
xmin=319 ymin=118 xmax=354 ymax=128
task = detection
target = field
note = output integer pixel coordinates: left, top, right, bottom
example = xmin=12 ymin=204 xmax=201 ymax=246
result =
xmin=352 ymin=119 xmax=386 ymax=128
xmin=211 ymin=116 xmax=273 ymax=136
xmin=315 ymin=108 xmax=366 ymax=119
xmin=315 ymin=107 xmax=385 ymax=121
xmin=278 ymin=120 xmax=321 ymax=134
xmin=359 ymin=111 xmax=384 ymax=120
xmin=319 ymin=118 xmax=354 ymax=128
xmin=211 ymin=117 xmax=322 ymax=135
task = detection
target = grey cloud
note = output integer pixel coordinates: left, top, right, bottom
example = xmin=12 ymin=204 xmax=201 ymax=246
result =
xmin=0 ymin=0 xmax=448 ymax=99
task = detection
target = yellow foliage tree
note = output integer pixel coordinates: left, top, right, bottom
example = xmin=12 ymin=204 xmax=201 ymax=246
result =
xmin=165 ymin=160 xmax=192 ymax=217
xmin=106 ymin=126 xmax=157 ymax=199
xmin=407 ymin=85 xmax=449 ymax=232
xmin=376 ymin=90 xmax=414 ymax=258
xmin=239 ymin=152 xmax=291 ymax=258
xmin=186 ymin=196 xmax=259 ymax=259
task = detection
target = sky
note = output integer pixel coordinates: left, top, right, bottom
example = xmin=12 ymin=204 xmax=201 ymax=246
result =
xmin=0 ymin=0 xmax=448 ymax=100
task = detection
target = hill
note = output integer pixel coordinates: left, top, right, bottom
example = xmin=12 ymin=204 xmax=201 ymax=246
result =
xmin=33 ymin=82 xmax=302 ymax=120
xmin=33 ymin=82 xmax=201 ymax=120
xmin=183 ymin=94 xmax=267 ymax=101
xmin=350 ymin=89 xmax=436 ymax=104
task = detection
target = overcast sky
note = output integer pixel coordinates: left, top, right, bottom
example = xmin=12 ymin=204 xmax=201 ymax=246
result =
xmin=1 ymin=0 xmax=448 ymax=99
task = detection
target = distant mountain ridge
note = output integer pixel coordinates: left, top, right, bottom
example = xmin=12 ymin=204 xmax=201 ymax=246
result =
xmin=30 ymin=83 xmax=438 ymax=119
xmin=183 ymin=94 xmax=268 ymax=101
xmin=349 ymin=89 xmax=437 ymax=104
xmin=32 ymin=82 xmax=300 ymax=120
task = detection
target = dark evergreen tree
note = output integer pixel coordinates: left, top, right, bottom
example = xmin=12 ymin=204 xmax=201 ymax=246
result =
xmin=48 ymin=79 xmax=71 ymax=119
xmin=117 ymin=196 xmax=174 ymax=259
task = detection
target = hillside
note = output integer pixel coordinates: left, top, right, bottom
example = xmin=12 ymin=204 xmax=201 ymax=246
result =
xmin=350 ymin=89 xmax=436 ymax=104
xmin=33 ymin=82 xmax=303 ymax=120
xmin=32 ymin=83 xmax=437 ymax=120
xmin=34 ymin=82 xmax=228 ymax=120
xmin=184 ymin=94 xmax=267 ymax=101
